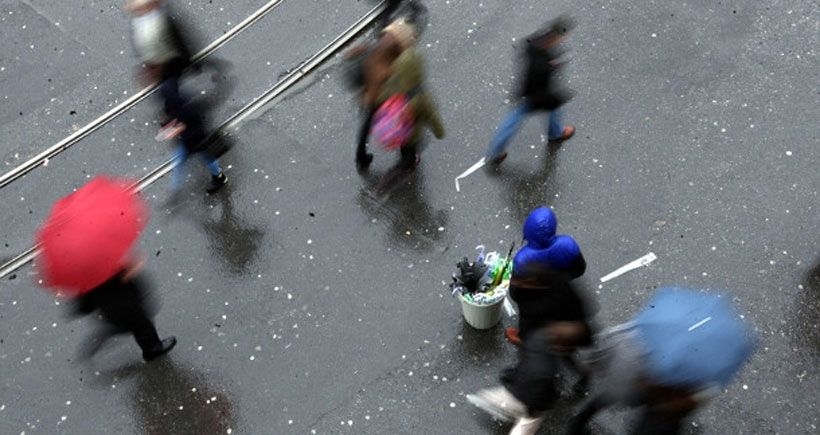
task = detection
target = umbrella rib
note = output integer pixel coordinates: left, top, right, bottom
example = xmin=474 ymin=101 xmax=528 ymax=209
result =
xmin=688 ymin=316 xmax=712 ymax=331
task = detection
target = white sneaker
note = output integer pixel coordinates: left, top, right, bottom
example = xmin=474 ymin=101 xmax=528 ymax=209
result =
xmin=510 ymin=415 xmax=545 ymax=435
xmin=466 ymin=386 xmax=527 ymax=422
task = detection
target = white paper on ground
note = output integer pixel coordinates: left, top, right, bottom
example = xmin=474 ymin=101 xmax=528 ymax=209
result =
xmin=599 ymin=252 xmax=657 ymax=283
xmin=454 ymin=157 xmax=486 ymax=192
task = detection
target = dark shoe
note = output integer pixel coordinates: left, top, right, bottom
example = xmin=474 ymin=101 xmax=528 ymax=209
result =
xmin=206 ymin=172 xmax=227 ymax=193
xmin=356 ymin=153 xmax=374 ymax=173
xmin=548 ymin=125 xmax=575 ymax=143
xmin=490 ymin=152 xmax=508 ymax=165
xmin=143 ymin=336 xmax=177 ymax=361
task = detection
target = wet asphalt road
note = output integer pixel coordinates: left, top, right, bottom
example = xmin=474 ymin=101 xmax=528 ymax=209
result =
xmin=1 ymin=0 xmax=818 ymax=434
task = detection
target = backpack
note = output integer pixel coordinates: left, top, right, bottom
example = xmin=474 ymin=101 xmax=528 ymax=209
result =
xmin=372 ymin=87 xmax=420 ymax=151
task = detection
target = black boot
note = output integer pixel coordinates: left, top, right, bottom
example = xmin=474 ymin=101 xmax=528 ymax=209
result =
xmin=143 ymin=336 xmax=177 ymax=362
xmin=206 ymin=172 xmax=228 ymax=193
xmin=356 ymin=153 xmax=374 ymax=173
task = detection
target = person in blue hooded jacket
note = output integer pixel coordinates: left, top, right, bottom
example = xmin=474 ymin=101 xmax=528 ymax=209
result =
xmin=509 ymin=206 xmax=588 ymax=342
xmin=467 ymin=207 xmax=593 ymax=434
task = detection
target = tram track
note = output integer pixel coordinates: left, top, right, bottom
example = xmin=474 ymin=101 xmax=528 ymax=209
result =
xmin=0 ymin=2 xmax=385 ymax=280
xmin=0 ymin=0 xmax=290 ymax=190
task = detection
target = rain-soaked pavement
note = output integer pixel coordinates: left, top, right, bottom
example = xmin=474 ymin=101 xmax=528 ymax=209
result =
xmin=1 ymin=0 xmax=818 ymax=434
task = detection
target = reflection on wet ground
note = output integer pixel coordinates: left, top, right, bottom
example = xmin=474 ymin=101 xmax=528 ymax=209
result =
xmin=490 ymin=143 xmax=561 ymax=224
xmin=94 ymin=358 xmax=236 ymax=434
xmin=789 ymin=258 xmax=820 ymax=358
xmin=357 ymin=170 xmax=448 ymax=253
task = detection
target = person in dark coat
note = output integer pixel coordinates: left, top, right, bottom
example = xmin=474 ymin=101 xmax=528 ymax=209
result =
xmin=467 ymin=207 xmax=593 ymax=435
xmin=73 ymin=261 xmax=176 ymax=362
xmin=126 ymin=0 xmax=227 ymax=195
xmin=486 ymin=17 xmax=576 ymax=165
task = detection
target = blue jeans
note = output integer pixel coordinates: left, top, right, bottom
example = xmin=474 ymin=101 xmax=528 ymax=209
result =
xmin=170 ymin=145 xmax=222 ymax=191
xmin=486 ymin=102 xmax=564 ymax=159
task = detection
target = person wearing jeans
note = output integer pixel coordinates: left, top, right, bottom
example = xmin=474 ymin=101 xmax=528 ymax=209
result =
xmin=485 ymin=17 xmax=577 ymax=165
xmin=170 ymin=145 xmax=224 ymax=192
xmin=486 ymin=101 xmax=566 ymax=162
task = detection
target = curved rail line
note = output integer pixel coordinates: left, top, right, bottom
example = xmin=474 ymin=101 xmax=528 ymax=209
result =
xmin=0 ymin=0 xmax=289 ymax=190
xmin=0 ymin=2 xmax=385 ymax=280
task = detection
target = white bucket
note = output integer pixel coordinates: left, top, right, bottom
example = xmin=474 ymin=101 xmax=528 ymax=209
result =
xmin=459 ymin=294 xmax=505 ymax=329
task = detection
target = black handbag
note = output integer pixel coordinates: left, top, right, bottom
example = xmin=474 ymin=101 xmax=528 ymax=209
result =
xmin=201 ymin=130 xmax=234 ymax=159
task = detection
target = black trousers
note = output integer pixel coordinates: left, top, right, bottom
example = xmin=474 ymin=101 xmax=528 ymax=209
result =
xmin=356 ymin=106 xmax=377 ymax=161
xmin=75 ymin=273 xmax=162 ymax=353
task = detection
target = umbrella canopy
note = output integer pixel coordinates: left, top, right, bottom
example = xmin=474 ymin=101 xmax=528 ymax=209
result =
xmin=35 ymin=176 xmax=148 ymax=297
xmin=634 ymin=287 xmax=755 ymax=388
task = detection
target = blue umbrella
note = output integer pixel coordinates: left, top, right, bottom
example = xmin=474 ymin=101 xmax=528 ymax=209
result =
xmin=634 ymin=287 xmax=756 ymax=388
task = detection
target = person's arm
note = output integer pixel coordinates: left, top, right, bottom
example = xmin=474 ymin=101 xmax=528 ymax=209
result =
xmin=423 ymin=95 xmax=446 ymax=139
xmin=567 ymin=253 xmax=586 ymax=279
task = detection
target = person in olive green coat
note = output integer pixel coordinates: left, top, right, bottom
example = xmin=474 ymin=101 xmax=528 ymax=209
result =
xmin=377 ymin=48 xmax=445 ymax=171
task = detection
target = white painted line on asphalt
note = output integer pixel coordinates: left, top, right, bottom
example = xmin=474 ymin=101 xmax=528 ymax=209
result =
xmin=599 ymin=252 xmax=657 ymax=283
xmin=454 ymin=157 xmax=486 ymax=192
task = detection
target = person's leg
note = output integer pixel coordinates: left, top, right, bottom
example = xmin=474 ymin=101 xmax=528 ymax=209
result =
xmin=126 ymin=310 xmax=177 ymax=361
xmin=356 ymin=106 xmax=377 ymax=170
xmin=547 ymin=107 xmax=564 ymax=140
xmin=130 ymin=314 xmax=162 ymax=354
xmin=563 ymin=354 xmax=591 ymax=394
xmin=200 ymin=153 xmax=223 ymax=176
xmin=201 ymin=153 xmax=228 ymax=193
xmin=547 ymin=107 xmax=575 ymax=142
xmin=486 ymin=102 xmax=531 ymax=160
xmin=170 ymin=145 xmax=189 ymax=191
xmin=567 ymin=396 xmax=608 ymax=435
xmin=398 ymin=141 xmax=418 ymax=170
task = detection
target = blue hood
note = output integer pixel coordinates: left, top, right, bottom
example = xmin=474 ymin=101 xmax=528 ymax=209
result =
xmin=522 ymin=207 xmax=557 ymax=248
xmin=514 ymin=207 xmax=581 ymax=273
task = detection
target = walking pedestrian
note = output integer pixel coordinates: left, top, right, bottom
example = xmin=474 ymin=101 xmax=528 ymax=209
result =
xmin=568 ymin=288 xmax=755 ymax=434
xmin=566 ymin=324 xmax=710 ymax=435
xmin=374 ymin=46 xmax=445 ymax=173
xmin=467 ymin=207 xmax=594 ymax=434
xmin=73 ymin=261 xmax=177 ymax=362
xmin=353 ymin=18 xmax=417 ymax=172
xmin=125 ymin=0 xmax=227 ymax=196
xmin=35 ymin=176 xmax=175 ymax=362
xmin=486 ymin=17 xmax=576 ymax=165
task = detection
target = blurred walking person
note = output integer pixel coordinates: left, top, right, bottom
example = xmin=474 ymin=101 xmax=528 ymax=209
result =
xmin=125 ymin=0 xmax=227 ymax=196
xmin=35 ymin=176 xmax=176 ymax=362
xmin=467 ymin=207 xmax=594 ymax=434
xmin=346 ymin=19 xmax=417 ymax=172
xmin=567 ymin=288 xmax=756 ymax=434
xmin=72 ymin=262 xmax=177 ymax=361
xmin=486 ymin=17 xmax=576 ymax=166
xmin=373 ymin=45 xmax=445 ymax=174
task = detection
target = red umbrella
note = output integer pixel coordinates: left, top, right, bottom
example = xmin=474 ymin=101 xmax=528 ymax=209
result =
xmin=35 ymin=175 xmax=149 ymax=297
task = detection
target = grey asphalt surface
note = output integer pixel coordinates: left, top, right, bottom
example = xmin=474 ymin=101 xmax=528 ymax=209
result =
xmin=1 ymin=0 xmax=818 ymax=434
